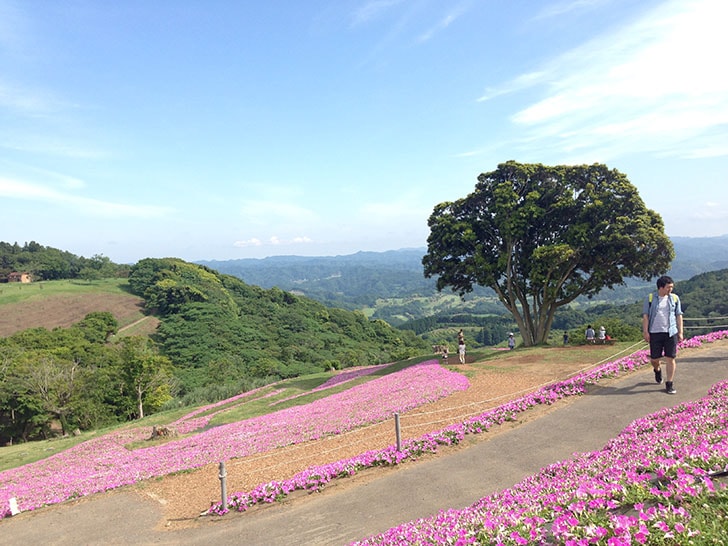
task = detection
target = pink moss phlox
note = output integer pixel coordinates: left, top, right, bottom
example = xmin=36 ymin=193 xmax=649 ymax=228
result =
xmin=0 ymin=359 xmax=466 ymax=516
xmin=3 ymin=331 xmax=726 ymax=526
xmin=207 ymin=332 xmax=728 ymax=520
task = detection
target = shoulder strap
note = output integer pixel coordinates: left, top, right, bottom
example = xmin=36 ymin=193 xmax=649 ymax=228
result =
xmin=648 ymin=292 xmax=677 ymax=303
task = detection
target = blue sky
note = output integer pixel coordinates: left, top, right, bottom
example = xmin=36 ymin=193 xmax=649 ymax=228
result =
xmin=1 ymin=0 xmax=726 ymax=264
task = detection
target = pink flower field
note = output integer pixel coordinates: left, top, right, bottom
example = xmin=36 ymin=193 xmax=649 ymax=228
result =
xmin=3 ymin=330 xmax=727 ymax=541
xmin=0 ymin=359 xmax=467 ymax=518
xmin=203 ymin=331 xmax=728 ymax=543
xmin=353 ymin=339 xmax=728 ymax=545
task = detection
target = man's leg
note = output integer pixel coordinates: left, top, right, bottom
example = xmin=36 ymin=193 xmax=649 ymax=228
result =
xmin=663 ymin=334 xmax=678 ymax=393
xmin=663 ymin=356 xmax=676 ymax=382
xmin=652 ymin=358 xmax=662 ymax=383
xmin=664 ymin=356 xmax=677 ymax=393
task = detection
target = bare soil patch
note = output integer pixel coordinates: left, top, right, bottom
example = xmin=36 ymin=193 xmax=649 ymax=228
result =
xmin=0 ymin=293 xmax=148 ymax=337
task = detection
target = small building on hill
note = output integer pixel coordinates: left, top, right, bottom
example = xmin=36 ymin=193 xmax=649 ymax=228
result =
xmin=7 ymin=272 xmax=32 ymax=283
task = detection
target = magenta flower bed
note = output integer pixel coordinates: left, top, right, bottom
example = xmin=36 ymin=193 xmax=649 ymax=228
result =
xmin=204 ymin=331 xmax=728 ymax=524
xmin=354 ymin=379 xmax=728 ymax=545
xmin=0 ymin=359 xmax=467 ymax=518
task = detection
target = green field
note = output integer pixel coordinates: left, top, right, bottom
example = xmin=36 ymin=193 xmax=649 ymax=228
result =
xmin=0 ymin=278 xmax=132 ymax=305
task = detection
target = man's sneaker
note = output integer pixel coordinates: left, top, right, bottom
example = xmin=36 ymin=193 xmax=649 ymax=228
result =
xmin=666 ymin=381 xmax=676 ymax=394
xmin=654 ymin=368 xmax=662 ymax=384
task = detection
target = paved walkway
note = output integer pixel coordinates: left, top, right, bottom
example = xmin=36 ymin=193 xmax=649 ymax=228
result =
xmin=3 ymin=343 xmax=727 ymax=545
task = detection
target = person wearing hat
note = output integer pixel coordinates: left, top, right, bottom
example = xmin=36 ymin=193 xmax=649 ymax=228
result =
xmin=507 ymin=332 xmax=515 ymax=350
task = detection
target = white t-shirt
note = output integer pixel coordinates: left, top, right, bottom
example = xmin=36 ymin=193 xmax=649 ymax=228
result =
xmin=650 ymin=295 xmax=671 ymax=333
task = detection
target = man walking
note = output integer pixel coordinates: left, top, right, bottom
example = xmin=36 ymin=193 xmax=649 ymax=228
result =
xmin=642 ymin=275 xmax=684 ymax=394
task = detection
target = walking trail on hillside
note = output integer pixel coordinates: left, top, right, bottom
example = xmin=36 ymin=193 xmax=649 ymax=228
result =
xmin=5 ymin=339 xmax=728 ymax=546
xmin=135 ymin=343 xmax=644 ymax=530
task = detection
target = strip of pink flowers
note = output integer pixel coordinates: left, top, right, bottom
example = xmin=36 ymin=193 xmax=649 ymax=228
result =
xmin=206 ymin=330 xmax=728 ymax=533
xmin=353 ymin=334 xmax=728 ymax=545
xmin=0 ymin=359 xmax=466 ymax=518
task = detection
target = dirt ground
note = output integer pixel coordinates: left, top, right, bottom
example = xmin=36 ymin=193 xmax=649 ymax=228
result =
xmin=0 ymin=293 xmax=149 ymax=337
xmin=138 ymin=347 xmax=607 ymax=530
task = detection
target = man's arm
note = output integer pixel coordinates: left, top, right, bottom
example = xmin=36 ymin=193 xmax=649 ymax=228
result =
xmin=642 ymin=314 xmax=650 ymax=343
xmin=677 ymin=313 xmax=684 ymax=341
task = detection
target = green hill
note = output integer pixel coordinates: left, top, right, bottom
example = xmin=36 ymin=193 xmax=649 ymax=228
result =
xmin=0 ymin=258 xmax=429 ymax=444
xmin=127 ymin=258 xmax=428 ymax=394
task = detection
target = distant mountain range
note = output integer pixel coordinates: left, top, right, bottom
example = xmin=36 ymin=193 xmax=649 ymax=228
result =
xmin=198 ymin=236 xmax=728 ymax=309
xmin=667 ymin=235 xmax=728 ymax=278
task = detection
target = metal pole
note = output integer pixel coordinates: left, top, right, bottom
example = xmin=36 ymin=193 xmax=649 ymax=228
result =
xmin=394 ymin=413 xmax=401 ymax=452
xmin=218 ymin=461 xmax=228 ymax=511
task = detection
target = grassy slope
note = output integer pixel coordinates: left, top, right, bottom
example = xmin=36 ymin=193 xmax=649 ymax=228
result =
xmin=0 ymin=278 xmax=152 ymax=337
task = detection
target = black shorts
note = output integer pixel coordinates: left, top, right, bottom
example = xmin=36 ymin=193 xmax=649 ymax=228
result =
xmin=649 ymin=332 xmax=678 ymax=360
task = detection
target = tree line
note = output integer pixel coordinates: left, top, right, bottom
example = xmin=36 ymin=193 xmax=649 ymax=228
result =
xmin=0 ymin=313 xmax=172 ymax=444
xmin=0 ymin=241 xmax=129 ymax=281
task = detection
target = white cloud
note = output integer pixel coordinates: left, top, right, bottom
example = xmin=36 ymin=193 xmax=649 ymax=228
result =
xmin=233 ymin=235 xmax=312 ymax=249
xmin=417 ymin=3 xmax=468 ymax=43
xmin=0 ymin=82 xmax=61 ymax=114
xmin=483 ymin=0 xmax=728 ymax=161
xmin=531 ymin=0 xmax=613 ymax=22
xmin=233 ymin=238 xmax=262 ymax=248
xmin=0 ymin=178 xmax=172 ymax=218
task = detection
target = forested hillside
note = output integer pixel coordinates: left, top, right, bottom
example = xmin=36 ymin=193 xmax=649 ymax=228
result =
xmin=0 ymin=258 xmax=428 ymax=444
xmin=127 ymin=258 xmax=428 ymax=391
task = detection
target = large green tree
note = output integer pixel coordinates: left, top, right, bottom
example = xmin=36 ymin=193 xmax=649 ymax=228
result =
xmin=118 ymin=337 xmax=175 ymax=420
xmin=422 ymin=161 xmax=673 ymax=346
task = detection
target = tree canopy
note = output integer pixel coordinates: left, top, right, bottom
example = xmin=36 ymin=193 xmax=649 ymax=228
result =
xmin=422 ymin=161 xmax=674 ymax=346
xmin=0 ymin=241 xmax=128 ymax=281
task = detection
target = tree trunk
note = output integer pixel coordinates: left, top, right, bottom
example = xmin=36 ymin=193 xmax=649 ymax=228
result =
xmin=137 ymin=387 xmax=145 ymax=420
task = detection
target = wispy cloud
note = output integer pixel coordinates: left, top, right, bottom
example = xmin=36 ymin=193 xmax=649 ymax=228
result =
xmin=0 ymin=83 xmax=105 ymax=159
xmin=351 ymin=0 xmax=404 ymax=27
xmin=530 ymin=0 xmax=613 ymax=21
xmin=478 ymin=0 xmax=728 ymax=161
xmin=0 ymin=82 xmax=65 ymax=115
xmin=0 ymin=1 xmax=32 ymax=57
xmin=416 ymin=3 xmax=469 ymax=43
xmin=0 ymin=178 xmax=173 ymax=218
xmin=233 ymin=238 xmax=262 ymax=248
